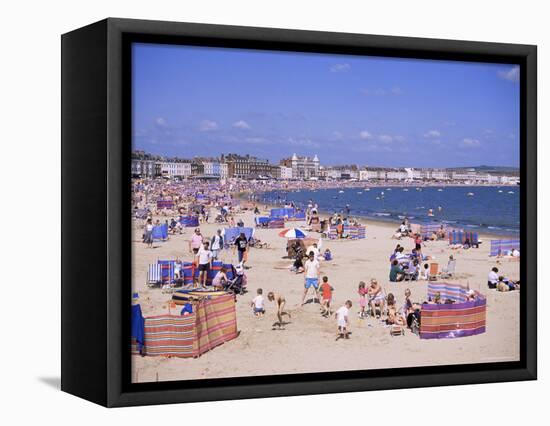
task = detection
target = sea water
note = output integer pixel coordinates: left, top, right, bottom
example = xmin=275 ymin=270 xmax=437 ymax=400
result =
xmin=260 ymin=186 xmax=520 ymax=236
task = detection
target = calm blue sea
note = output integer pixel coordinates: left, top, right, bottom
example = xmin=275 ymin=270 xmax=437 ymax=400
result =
xmin=260 ymin=186 xmax=520 ymax=236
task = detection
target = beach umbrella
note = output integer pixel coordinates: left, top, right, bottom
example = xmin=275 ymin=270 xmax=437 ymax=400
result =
xmin=278 ymin=227 xmax=308 ymax=239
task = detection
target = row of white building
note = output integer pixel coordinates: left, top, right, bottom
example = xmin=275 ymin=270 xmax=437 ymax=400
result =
xmin=132 ymin=151 xmax=518 ymax=184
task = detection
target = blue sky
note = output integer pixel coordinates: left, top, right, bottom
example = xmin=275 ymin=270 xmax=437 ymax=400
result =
xmin=132 ymin=43 xmax=520 ymax=168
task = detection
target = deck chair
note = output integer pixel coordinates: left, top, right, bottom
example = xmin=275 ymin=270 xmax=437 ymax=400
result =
xmin=146 ymin=264 xmax=162 ymax=287
xmin=390 ymin=325 xmax=405 ymax=336
xmin=428 ymin=263 xmax=439 ymax=281
xmin=440 ymin=260 xmax=456 ymax=279
xmin=158 ymin=261 xmax=175 ymax=285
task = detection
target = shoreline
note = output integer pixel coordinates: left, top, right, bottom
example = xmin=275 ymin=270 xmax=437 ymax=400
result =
xmin=244 ymin=191 xmax=519 ymax=240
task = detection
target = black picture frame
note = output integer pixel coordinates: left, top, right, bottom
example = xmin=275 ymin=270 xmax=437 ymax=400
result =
xmin=61 ymin=17 xmax=537 ymax=407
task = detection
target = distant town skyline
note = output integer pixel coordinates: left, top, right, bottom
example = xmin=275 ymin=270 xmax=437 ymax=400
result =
xmin=133 ymin=43 xmax=520 ymax=168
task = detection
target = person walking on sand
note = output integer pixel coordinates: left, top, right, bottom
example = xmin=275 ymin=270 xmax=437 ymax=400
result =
xmin=320 ymin=276 xmax=334 ymax=317
xmin=233 ymin=232 xmax=249 ymax=266
xmin=336 ymin=300 xmax=352 ymax=340
xmin=189 ymin=228 xmax=203 ymax=255
xmin=301 ymin=252 xmax=320 ymax=305
xmin=210 ymin=229 xmax=224 ymax=260
xmin=268 ymin=291 xmax=291 ymax=329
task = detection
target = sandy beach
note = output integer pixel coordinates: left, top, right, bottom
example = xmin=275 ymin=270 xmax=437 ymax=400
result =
xmin=131 ymin=205 xmax=520 ymax=383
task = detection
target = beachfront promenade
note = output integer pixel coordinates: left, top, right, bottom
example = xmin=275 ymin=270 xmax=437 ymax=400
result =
xmin=131 ymin=180 xmax=520 ymax=383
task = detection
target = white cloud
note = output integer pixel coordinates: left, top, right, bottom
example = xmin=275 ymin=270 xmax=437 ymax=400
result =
xmin=330 ymin=63 xmax=350 ymax=73
xmin=155 ymin=117 xmax=167 ymax=127
xmin=332 ymin=131 xmax=343 ymax=140
xmin=359 ymin=130 xmax=373 ymax=140
xmin=423 ymin=130 xmax=441 ymax=138
xmin=461 ymin=138 xmax=481 ymax=148
xmin=379 ymin=134 xmax=394 ymax=143
xmin=498 ymin=66 xmax=520 ymax=82
xmin=199 ymin=119 xmax=218 ymax=131
xmin=390 ymin=86 xmax=402 ymax=95
xmin=232 ymin=120 xmax=251 ymax=130
xmin=244 ymin=137 xmax=268 ymax=144
xmin=286 ymin=137 xmax=320 ymax=148
xmin=394 ymin=135 xmax=405 ymax=142
xmin=361 ymin=87 xmax=401 ymax=96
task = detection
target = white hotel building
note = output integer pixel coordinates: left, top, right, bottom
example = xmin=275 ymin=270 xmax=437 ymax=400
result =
xmin=160 ymin=161 xmax=191 ymax=178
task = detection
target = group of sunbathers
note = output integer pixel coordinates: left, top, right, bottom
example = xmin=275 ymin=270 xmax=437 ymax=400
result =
xmin=487 ymin=267 xmax=520 ymax=291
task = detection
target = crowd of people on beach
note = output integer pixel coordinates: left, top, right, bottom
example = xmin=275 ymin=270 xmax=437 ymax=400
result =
xmin=134 ymin=177 xmax=518 ymax=343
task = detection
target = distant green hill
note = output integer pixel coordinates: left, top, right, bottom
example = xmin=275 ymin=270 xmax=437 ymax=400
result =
xmin=446 ymin=165 xmax=519 ymax=175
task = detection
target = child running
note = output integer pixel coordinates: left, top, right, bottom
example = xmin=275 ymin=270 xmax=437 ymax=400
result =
xmin=319 ymin=276 xmax=333 ymax=317
xmin=336 ymin=300 xmax=353 ymax=340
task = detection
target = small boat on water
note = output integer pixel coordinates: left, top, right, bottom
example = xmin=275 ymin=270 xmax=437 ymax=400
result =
xmin=357 ymin=191 xmax=363 ymax=194
xmin=386 ymin=188 xmax=392 ymax=191
xmin=467 ymin=192 xmax=474 ymax=196
xmin=403 ymin=188 xmax=408 ymax=192
xmin=508 ymin=191 xmax=515 ymax=194
xmin=437 ymin=188 xmax=443 ymax=192
xmin=498 ymin=190 xmax=503 ymax=193
xmin=364 ymin=188 xmax=371 ymax=191
xmin=338 ymin=190 xmax=344 ymax=193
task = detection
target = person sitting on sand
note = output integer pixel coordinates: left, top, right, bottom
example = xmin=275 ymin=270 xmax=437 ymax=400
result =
xmin=402 ymin=288 xmax=421 ymax=321
xmin=323 ymin=248 xmax=332 ymax=261
xmin=251 ymin=288 xmax=265 ymax=316
xmin=320 ymin=276 xmax=333 ymax=317
xmin=291 ymin=252 xmax=305 ymax=274
xmin=310 ymin=243 xmax=321 ymax=261
xmin=488 ymin=267 xmax=499 ymax=289
xmin=267 ymin=291 xmax=291 ymax=329
xmin=386 ymin=293 xmax=405 ymax=325
xmin=407 ymin=259 xmax=419 ymax=281
xmin=497 ymin=276 xmax=520 ymax=292
xmin=395 ymin=246 xmax=407 ymax=264
xmin=399 ymin=221 xmax=408 ymax=236
xmin=419 ymin=263 xmax=430 ymax=281
xmin=389 ymin=260 xmax=405 ymax=282
xmin=389 ymin=245 xmax=402 ymax=262
xmin=368 ymin=279 xmax=386 ymax=319
xmin=336 ymin=300 xmax=353 ymax=340
xmin=301 ymin=252 xmax=320 ymax=305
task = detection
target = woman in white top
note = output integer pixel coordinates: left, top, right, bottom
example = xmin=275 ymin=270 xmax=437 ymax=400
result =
xmin=143 ymin=219 xmax=154 ymax=248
